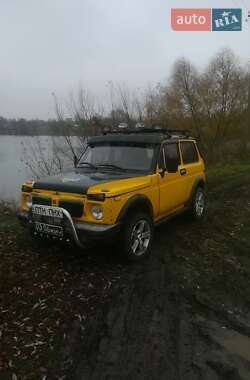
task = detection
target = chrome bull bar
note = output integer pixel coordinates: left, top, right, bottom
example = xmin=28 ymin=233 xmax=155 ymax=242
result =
xmin=60 ymin=207 xmax=85 ymax=248
xmin=32 ymin=205 xmax=85 ymax=248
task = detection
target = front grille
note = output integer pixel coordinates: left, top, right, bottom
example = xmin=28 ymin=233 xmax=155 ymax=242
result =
xmin=32 ymin=195 xmax=52 ymax=206
xmin=59 ymin=200 xmax=84 ymax=218
xmin=32 ymin=214 xmax=63 ymax=226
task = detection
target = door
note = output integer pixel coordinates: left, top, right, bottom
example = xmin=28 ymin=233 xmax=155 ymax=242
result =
xmin=158 ymin=142 xmax=188 ymax=217
xmin=180 ymin=141 xmax=203 ymax=202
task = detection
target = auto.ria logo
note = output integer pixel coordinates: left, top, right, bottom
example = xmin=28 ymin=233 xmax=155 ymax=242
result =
xmin=171 ymin=8 xmax=242 ymax=32
xmin=212 ymin=9 xmax=242 ymax=31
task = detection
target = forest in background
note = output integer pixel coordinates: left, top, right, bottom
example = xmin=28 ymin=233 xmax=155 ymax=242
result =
xmin=1 ymin=48 xmax=249 ymax=163
xmin=0 ymin=117 xmax=67 ymax=136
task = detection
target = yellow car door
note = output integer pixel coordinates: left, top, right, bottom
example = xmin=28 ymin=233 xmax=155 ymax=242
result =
xmin=179 ymin=141 xmax=204 ymax=202
xmin=158 ymin=142 xmax=187 ymax=217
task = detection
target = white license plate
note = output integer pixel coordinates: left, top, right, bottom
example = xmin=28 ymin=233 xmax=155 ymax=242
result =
xmin=35 ymin=222 xmax=63 ymax=237
xmin=32 ymin=205 xmax=63 ymax=219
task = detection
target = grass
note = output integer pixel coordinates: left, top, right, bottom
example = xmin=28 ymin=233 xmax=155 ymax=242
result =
xmin=207 ymin=161 xmax=250 ymax=179
xmin=162 ymin=161 xmax=250 ymax=316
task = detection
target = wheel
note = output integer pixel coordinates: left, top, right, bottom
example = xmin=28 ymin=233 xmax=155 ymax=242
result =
xmin=188 ymin=186 xmax=205 ymax=220
xmin=121 ymin=212 xmax=153 ymax=261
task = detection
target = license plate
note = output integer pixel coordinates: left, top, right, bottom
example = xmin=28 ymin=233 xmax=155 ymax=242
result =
xmin=32 ymin=205 xmax=63 ymax=219
xmin=34 ymin=222 xmax=63 ymax=237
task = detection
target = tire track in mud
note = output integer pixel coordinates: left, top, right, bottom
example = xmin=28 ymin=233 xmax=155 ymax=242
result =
xmin=73 ymin=172 xmax=250 ymax=380
xmin=75 ymin=240 xmax=200 ymax=380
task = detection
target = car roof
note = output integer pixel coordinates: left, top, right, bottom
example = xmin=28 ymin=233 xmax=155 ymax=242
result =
xmin=88 ymin=129 xmax=195 ymax=145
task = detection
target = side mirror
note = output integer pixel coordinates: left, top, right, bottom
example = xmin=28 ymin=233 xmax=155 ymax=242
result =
xmin=73 ymin=154 xmax=78 ymax=168
xmin=166 ymin=159 xmax=178 ymax=173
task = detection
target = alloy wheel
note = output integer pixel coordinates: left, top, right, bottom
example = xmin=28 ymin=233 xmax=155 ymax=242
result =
xmin=195 ymin=190 xmax=205 ymax=217
xmin=130 ymin=219 xmax=151 ymax=257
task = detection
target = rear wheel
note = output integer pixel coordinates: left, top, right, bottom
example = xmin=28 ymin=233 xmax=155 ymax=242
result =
xmin=121 ymin=212 xmax=153 ymax=261
xmin=188 ymin=186 xmax=205 ymax=220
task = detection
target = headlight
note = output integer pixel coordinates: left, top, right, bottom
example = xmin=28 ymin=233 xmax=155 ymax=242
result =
xmin=25 ymin=195 xmax=32 ymax=209
xmin=91 ymin=205 xmax=103 ymax=220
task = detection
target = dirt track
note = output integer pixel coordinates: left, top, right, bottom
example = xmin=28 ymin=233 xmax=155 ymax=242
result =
xmin=72 ymin=167 xmax=250 ymax=380
xmin=76 ymin=253 xmax=198 ymax=380
xmin=1 ymin=164 xmax=250 ymax=379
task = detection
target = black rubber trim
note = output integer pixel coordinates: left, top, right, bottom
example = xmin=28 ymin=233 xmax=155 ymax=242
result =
xmin=155 ymin=206 xmax=188 ymax=227
xmin=17 ymin=211 xmax=120 ymax=244
xmin=185 ymin=177 xmax=206 ymax=208
xmin=75 ymin=221 xmax=120 ymax=234
xmin=116 ymin=195 xmax=153 ymax=222
xmin=17 ymin=212 xmax=30 ymax=226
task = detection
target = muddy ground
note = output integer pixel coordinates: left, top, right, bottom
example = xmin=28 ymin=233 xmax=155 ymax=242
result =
xmin=1 ymin=163 xmax=250 ymax=380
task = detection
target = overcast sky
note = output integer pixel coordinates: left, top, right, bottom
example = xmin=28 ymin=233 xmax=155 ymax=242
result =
xmin=0 ymin=0 xmax=249 ymax=119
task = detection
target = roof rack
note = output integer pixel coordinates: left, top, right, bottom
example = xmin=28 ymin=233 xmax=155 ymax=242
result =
xmin=103 ymin=127 xmax=193 ymax=139
xmin=167 ymin=129 xmax=193 ymax=138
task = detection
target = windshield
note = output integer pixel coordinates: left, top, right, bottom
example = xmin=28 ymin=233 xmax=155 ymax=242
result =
xmin=78 ymin=143 xmax=155 ymax=172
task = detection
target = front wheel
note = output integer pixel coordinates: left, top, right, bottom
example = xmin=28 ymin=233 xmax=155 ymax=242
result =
xmin=121 ymin=212 xmax=153 ymax=261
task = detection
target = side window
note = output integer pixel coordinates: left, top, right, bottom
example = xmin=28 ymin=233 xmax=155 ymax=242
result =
xmin=164 ymin=143 xmax=180 ymax=167
xmin=181 ymin=142 xmax=199 ymax=164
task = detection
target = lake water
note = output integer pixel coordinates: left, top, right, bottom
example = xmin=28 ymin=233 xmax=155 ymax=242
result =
xmin=0 ymin=136 xmax=78 ymax=202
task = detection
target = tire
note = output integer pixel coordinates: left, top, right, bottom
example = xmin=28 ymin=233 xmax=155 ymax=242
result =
xmin=120 ymin=212 xmax=154 ymax=261
xmin=188 ymin=186 xmax=205 ymax=220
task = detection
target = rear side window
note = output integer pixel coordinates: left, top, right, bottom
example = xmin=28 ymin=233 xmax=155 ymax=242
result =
xmin=164 ymin=143 xmax=180 ymax=166
xmin=181 ymin=142 xmax=199 ymax=164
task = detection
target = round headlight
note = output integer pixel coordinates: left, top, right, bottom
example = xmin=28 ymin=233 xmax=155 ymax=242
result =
xmin=25 ymin=195 xmax=32 ymax=209
xmin=91 ymin=205 xmax=103 ymax=220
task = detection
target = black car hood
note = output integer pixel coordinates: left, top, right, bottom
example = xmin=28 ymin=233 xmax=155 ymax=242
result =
xmin=33 ymin=168 xmax=134 ymax=194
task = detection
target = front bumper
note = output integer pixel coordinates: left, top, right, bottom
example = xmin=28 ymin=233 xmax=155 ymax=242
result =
xmin=17 ymin=210 xmax=120 ymax=248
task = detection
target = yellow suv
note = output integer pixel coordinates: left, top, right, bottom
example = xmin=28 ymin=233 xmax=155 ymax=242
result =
xmin=18 ymin=129 xmax=206 ymax=260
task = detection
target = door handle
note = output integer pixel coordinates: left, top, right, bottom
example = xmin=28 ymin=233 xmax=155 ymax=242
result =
xmin=180 ymin=168 xmax=187 ymax=176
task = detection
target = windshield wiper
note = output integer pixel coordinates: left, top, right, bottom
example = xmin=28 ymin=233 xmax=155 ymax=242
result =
xmin=77 ymin=162 xmax=97 ymax=170
xmin=96 ymin=164 xmax=126 ymax=171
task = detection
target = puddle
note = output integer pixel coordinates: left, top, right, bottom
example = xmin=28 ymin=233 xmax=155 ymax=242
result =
xmin=197 ymin=317 xmax=250 ymax=380
xmin=214 ymin=328 xmax=250 ymax=363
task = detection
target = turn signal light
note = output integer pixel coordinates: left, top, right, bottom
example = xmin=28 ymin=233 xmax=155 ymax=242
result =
xmin=87 ymin=193 xmax=106 ymax=202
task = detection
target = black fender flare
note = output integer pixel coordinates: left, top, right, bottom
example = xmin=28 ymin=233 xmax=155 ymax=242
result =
xmin=186 ymin=177 xmax=206 ymax=208
xmin=116 ymin=194 xmax=153 ymax=223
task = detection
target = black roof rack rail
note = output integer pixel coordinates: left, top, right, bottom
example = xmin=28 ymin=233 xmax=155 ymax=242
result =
xmin=167 ymin=129 xmax=193 ymax=138
xmin=103 ymin=128 xmax=167 ymax=135
xmin=103 ymin=127 xmax=193 ymax=139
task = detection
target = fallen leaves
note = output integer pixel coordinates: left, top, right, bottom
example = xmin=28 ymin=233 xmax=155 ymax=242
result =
xmin=0 ymin=215 xmax=123 ymax=378
xmin=0 ymin=352 xmax=9 ymax=370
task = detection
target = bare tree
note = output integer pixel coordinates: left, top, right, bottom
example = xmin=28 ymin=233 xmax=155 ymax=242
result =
xmin=52 ymin=92 xmax=79 ymax=162
xmin=164 ymin=49 xmax=248 ymax=160
xmin=143 ymin=84 xmax=167 ymax=127
xmin=107 ymin=82 xmax=140 ymax=127
xmin=52 ymin=87 xmax=106 ymax=163
xmin=21 ymin=137 xmax=65 ymax=179
xmin=166 ymin=58 xmax=204 ymax=144
xmin=200 ymin=48 xmax=248 ymax=156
